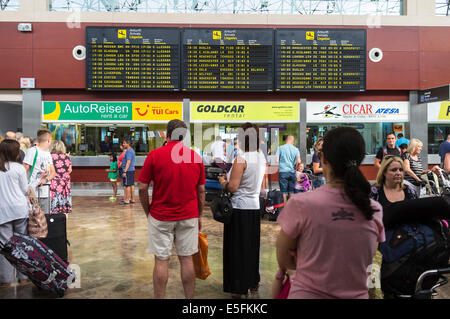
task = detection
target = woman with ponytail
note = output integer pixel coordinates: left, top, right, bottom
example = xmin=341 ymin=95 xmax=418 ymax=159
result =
xmin=275 ymin=127 xmax=385 ymax=299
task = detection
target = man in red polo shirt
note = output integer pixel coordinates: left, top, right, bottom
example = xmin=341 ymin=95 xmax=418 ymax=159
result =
xmin=138 ymin=119 xmax=205 ymax=299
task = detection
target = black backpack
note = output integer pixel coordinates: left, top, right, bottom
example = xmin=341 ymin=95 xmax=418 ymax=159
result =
xmin=266 ymin=190 xmax=284 ymax=221
xmin=379 ymin=219 xmax=450 ymax=297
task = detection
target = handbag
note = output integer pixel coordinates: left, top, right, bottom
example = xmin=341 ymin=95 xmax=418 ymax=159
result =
xmin=27 ymin=187 xmax=48 ymax=239
xmin=210 ymin=184 xmax=233 ymax=224
xmin=277 ymin=274 xmax=291 ymax=299
xmin=192 ymin=233 xmax=211 ymax=280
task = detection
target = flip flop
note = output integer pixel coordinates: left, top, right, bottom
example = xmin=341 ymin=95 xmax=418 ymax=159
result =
xmin=119 ymin=201 xmax=130 ymax=205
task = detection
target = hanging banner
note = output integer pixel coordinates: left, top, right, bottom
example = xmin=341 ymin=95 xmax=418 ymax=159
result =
xmin=42 ymin=101 xmax=182 ymax=123
xmin=190 ymin=101 xmax=299 ymax=123
xmin=307 ymin=101 xmax=409 ymax=123
xmin=428 ymin=101 xmax=450 ymax=122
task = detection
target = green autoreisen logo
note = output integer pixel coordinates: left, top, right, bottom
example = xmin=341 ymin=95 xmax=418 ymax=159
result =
xmin=42 ymin=102 xmax=132 ymax=122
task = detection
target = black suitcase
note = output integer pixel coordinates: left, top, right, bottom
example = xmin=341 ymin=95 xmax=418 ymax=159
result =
xmin=40 ymin=214 xmax=69 ymax=264
xmin=266 ymin=189 xmax=284 ymax=222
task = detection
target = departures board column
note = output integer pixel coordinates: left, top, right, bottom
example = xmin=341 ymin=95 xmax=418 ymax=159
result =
xmin=181 ymin=28 xmax=273 ymax=91
xmin=275 ymin=29 xmax=366 ymax=92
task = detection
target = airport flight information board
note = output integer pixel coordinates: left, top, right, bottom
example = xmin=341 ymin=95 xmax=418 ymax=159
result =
xmin=181 ymin=29 xmax=274 ymax=91
xmin=86 ymin=27 xmax=180 ymax=90
xmin=275 ymin=29 xmax=366 ymax=91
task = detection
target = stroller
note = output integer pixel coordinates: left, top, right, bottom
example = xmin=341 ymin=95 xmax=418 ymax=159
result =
xmin=407 ymin=267 xmax=450 ymax=299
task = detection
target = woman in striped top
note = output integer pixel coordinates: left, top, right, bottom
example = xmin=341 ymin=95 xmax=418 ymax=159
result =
xmin=402 ymin=138 xmax=428 ymax=187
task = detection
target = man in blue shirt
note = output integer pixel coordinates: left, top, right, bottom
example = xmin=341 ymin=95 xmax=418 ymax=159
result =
xmin=439 ymin=134 xmax=450 ymax=169
xmin=121 ymin=138 xmax=136 ymax=205
xmin=276 ymin=135 xmax=301 ymax=203
xmin=395 ymin=133 xmax=410 ymax=148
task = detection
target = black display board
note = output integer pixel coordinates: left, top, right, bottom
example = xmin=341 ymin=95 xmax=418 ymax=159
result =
xmin=181 ymin=28 xmax=274 ymax=91
xmin=275 ymin=29 xmax=366 ymax=91
xmin=86 ymin=27 xmax=180 ymax=90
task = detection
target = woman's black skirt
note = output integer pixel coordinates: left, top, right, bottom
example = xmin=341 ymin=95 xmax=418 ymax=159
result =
xmin=223 ymin=208 xmax=261 ymax=295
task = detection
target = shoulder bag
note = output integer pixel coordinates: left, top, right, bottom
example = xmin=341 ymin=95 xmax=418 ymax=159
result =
xmin=27 ymin=187 xmax=48 ymax=239
xmin=210 ymin=184 xmax=233 ymax=224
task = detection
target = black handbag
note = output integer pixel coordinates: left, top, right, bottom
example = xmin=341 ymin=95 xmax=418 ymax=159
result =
xmin=211 ymin=185 xmax=233 ymax=224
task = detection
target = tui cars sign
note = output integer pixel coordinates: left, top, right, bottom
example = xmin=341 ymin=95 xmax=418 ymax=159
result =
xmin=307 ymin=101 xmax=409 ymax=123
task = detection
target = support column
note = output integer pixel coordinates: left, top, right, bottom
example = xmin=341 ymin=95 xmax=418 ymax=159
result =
xmin=299 ymin=98 xmax=307 ymax=164
xmin=22 ymin=89 xmax=42 ymax=137
xmin=183 ymin=98 xmax=191 ymax=147
xmin=409 ymin=90 xmax=428 ymax=168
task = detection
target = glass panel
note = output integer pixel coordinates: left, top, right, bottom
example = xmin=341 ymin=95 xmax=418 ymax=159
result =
xmin=307 ymin=122 xmax=407 ymax=155
xmin=191 ymin=123 xmax=298 ymax=157
xmin=436 ymin=0 xmax=450 ymax=16
xmin=45 ymin=123 xmax=168 ymax=156
xmin=46 ymin=123 xmax=78 ymax=154
xmin=49 ymin=0 xmax=403 ymax=15
xmin=1 ymin=0 xmax=19 ymax=11
xmin=428 ymin=124 xmax=450 ymax=155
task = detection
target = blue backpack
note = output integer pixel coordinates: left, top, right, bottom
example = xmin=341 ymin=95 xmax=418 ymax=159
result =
xmin=379 ymin=219 xmax=450 ymax=297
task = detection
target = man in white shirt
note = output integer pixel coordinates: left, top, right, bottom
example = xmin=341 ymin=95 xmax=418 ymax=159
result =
xmin=210 ymin=136 xmax=227 ymax=170
xmin=23 ymin=129 xmax=56 ymax=214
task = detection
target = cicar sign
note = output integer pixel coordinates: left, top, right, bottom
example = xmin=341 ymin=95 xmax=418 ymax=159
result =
xmin=307 ymin=101 xmax=409 ymax=123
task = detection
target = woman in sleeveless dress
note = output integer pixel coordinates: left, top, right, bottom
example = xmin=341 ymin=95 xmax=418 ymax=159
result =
xmin=49 ymin=140 xmax=72 ymax=215
xmin=218 ymin=123 xmax=267 ymax=298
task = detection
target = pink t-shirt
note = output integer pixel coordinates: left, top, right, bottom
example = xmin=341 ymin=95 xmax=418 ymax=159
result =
xmin=277 ymin=185 xmax=385 ymax=299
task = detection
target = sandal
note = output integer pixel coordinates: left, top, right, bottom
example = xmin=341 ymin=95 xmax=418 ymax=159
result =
xmin=119 ymin=201 xmax=130 ymax=205
xmin=18 ymin=279 xmax=29 ymax=285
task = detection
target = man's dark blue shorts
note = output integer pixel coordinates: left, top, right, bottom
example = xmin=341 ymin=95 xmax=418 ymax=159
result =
xmin=123 ymin=171 xmax=135 ymax=186
xmin=279 ymin=171 xmax=296 ymax=194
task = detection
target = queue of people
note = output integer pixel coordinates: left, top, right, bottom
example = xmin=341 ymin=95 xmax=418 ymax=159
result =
xmin=1 ymin=123 xmax=449 ymax=297
xmin=0 ymin=129 xmax=73 ymax=287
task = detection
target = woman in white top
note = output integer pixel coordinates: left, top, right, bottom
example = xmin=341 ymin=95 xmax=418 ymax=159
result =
xmin=0 ymin=139 xmax=29 ymax=286
xmin=218 ymin=122 xmax=267 ymax=298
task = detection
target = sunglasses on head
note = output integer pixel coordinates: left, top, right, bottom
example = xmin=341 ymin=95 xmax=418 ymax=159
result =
xmin=384 ymin=155 xmax=401 ymax=160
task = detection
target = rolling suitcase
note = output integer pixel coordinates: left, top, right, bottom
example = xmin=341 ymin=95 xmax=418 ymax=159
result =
xmin=0 ymin=232 xmax=75 ymax=297
xmin=37 ymin=186 xmax=69 ymax=263
xmin=265 ymin=180 xmax=284 ymax=222
xmin=40 ymin=214 xmax=69 ymax=264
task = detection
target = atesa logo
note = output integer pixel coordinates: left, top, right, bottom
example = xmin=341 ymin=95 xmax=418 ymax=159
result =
xmin=375 ymin=108 xmax=400 ymax=114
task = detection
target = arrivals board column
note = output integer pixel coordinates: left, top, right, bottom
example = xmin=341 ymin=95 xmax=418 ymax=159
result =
xmin=86 ymin=27 xmax=180 ymax=90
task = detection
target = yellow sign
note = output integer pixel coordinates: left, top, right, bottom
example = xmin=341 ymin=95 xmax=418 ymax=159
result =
xmin=306 ymin=31 xmax=315 ymax=40
xmin=190 ymin=101 xmax=299 ymax=123
xmin=439 ymin=101 xmax=450 ymax=120
xmin=212 ymin=30 xmax=222 ymax=40
xmin=132 ymin=102 xmax=182 ymax=122
xmin=118 ymin=29 xmax=127 ymax=38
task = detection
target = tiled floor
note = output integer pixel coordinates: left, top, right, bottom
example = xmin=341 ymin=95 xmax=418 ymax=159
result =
xmin=0 ymin=197 xmax=280 ymax=299
xmin=0 ymin=196 xmax=448 ymax=299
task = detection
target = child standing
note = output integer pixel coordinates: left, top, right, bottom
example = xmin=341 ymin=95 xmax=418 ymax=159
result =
xmin=294 ymin=162 xmax=311 ymax=194
xmin=107 ymin=153 xmax=118 ymax=202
